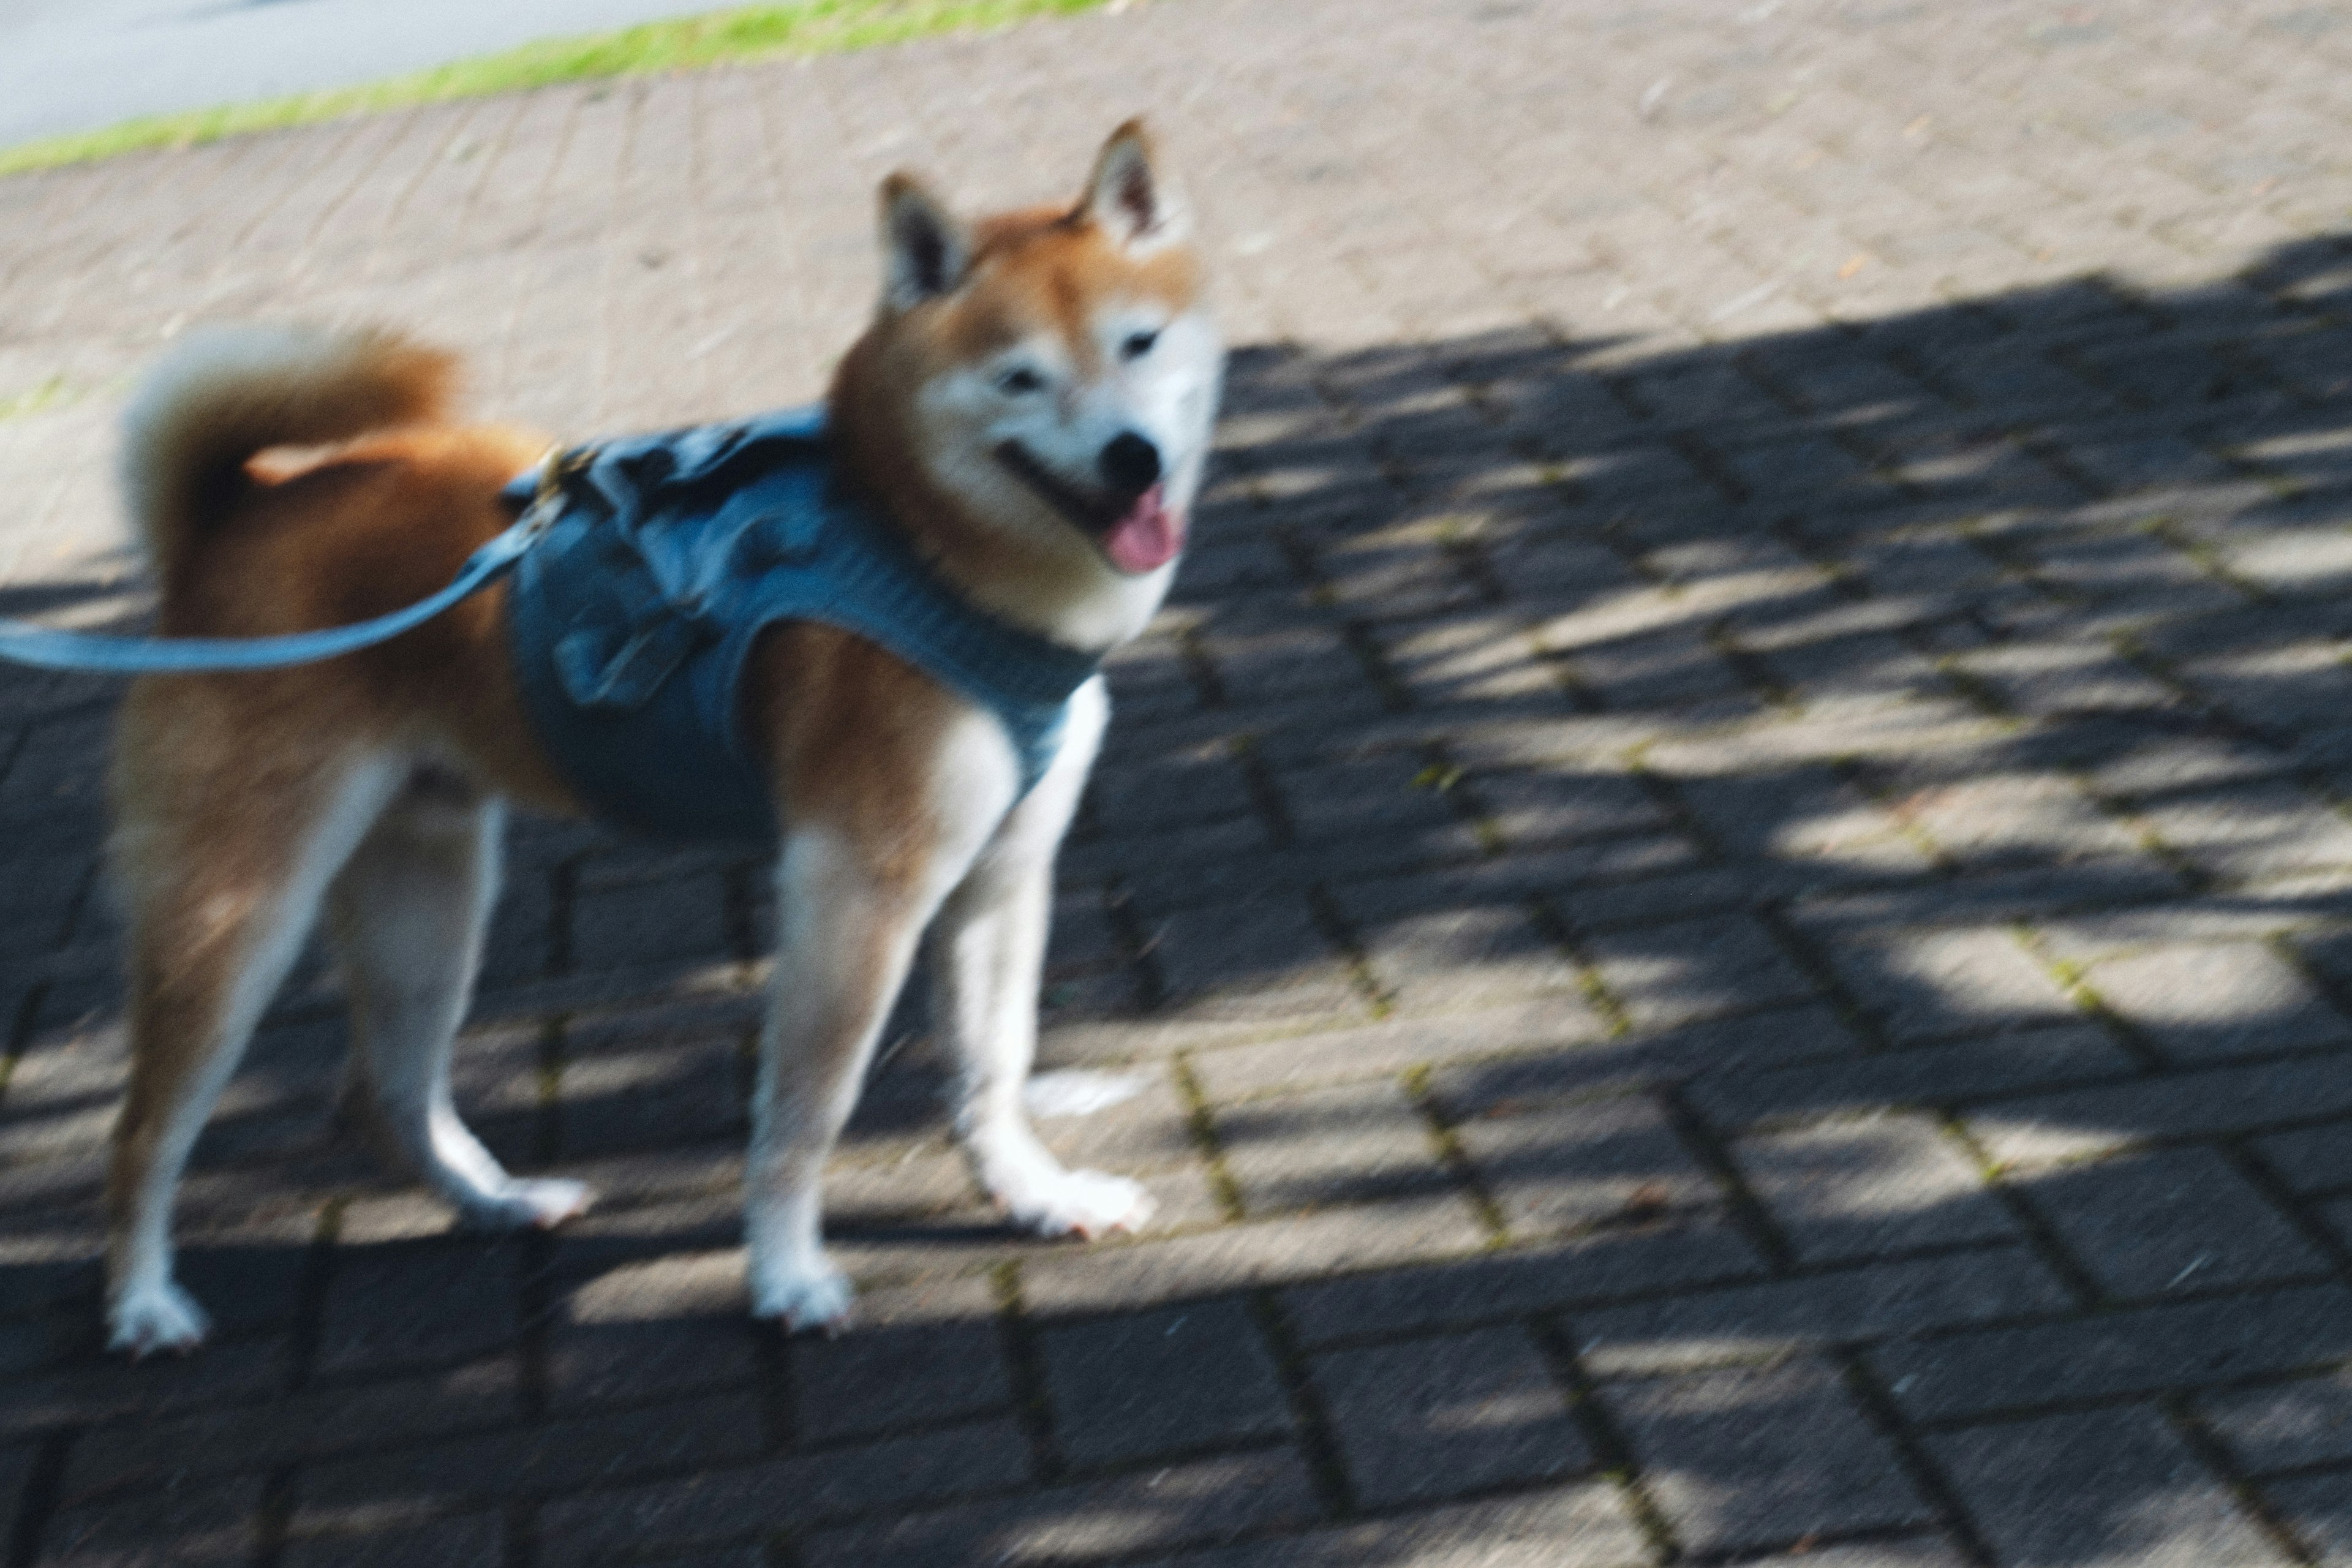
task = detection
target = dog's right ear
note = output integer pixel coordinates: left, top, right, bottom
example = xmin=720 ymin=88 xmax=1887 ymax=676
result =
xmin=880 ymin=173 xmax=971 ymax=313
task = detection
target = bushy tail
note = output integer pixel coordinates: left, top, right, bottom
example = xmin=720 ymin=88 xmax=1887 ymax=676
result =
xmin=119 ymin=324 xmax=456 ymax=575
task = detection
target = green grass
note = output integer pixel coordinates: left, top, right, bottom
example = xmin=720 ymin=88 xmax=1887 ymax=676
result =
xmin=0 ymin=0 xmax=1121 ymax=178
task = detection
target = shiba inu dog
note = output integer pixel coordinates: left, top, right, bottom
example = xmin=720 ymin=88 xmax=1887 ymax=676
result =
xmin=99 ymin=120 xmax=1222 ymax=1354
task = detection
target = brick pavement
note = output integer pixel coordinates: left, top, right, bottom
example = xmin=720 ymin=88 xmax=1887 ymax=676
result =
xmin=5 ymin=0 xmax=2352 ymax=1561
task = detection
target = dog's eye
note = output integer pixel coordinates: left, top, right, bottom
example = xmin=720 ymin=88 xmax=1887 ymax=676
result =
xmin=995 ymin=366 xmax=1046 ymax=395
xmin=1121 ymin=330 xmax=1159 ymax=361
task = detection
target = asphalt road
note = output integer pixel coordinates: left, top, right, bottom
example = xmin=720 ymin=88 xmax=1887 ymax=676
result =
xmin=0 ymin=0 xmax=760 ymax=149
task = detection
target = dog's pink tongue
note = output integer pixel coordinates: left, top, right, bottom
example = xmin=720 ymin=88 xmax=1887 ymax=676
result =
xmin=1102 ymin=485 xmax=1184 ymax=574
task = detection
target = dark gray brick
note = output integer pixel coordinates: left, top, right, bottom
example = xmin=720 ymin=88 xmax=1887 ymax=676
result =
xmin=2084 ymin=944 xmax=2352 ymax=1064
xmin=1453 ymin=1092 xmax=1716 ymax=1238
xmin=1134 ymin=1484 xmax=1648 ymax=1567
xmin=1312 ymin=1327 xmax=1589 ymax=1506
xmin=1967 ymin=1056 xmax=2352 ymax=1168
xmin=1575 ymin=1251 xmax=2073 ymax=1376
xmin=2264 ymin=1475 xmax=2352 ymax=1566
xmin=2018 ymin=1146 xmax=2331 ymax=1298
xmin=1733 ymin=1114 xmax=2016 ymax=1262
xmin=1282 ymin=1221 xmax=1764 ymax=1346
xmin=297 ymin=1393 xmax=764 ymax=1528
xmin=536 ymin=1420 xmax=1031 ymax=1559
xmin=41 ymin=1477 xmax=259 ymax=1566
xmin=798 ymin=1450 xmax=1321 ymax=1567
xmin=1039 ymin=1301 xmax=1291 ymax=1468
xmin=1928 ymin=1408 xmax=2288 ymax=1566
xmin=1019 ymin=1196 xmax=1490 ymax=1317
xmin=1605 ymin=1360 xmax=1929 ymax=1553
xmin=1688 ymin=1025 xmax=2135 ymax=1130
xmin=2201 ymin=1370 xmax=2352 ymax=1475
xmin=1581 ymin=916 xmax=1819 ymax=1031
xmin=281 ymin=1514 xmax=503 ymax=1568
xmin=2253 ymin=1120 xmax=2352 ymax=1196
xmin=1875 ymin=1284 xmax=2352 ymax=1422
xmin=315 ymin=1238 xmax=523 ymax=1378
xmin=1216 ymin=1080 xmax=1453 ymax=1215
xmin=795 ymin=1308 xmax=1012 ymax=1448
xmin=62 ymin=1359 xmax=518 ymax=1506
xmin=1814 ymin=924 xmax=2079 ymax=1045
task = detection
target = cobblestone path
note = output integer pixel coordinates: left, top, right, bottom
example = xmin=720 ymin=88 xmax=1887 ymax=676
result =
xmin=6 ymin=1 xmax=2352 ymax=1562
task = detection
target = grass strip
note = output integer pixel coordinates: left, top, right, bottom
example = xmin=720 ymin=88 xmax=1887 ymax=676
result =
xmin=0 ymin=0 xmax=1120 ymax=177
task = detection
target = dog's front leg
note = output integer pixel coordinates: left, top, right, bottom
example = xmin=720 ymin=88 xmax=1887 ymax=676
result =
xmin=932 ymin=680 xmax=1152 ymax=1238
xmin=745 ymin=827 xmax=941 ymax=1333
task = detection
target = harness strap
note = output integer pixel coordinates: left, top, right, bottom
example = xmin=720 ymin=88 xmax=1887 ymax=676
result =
xmin=0 ymin=450 xmax=568 ymax=675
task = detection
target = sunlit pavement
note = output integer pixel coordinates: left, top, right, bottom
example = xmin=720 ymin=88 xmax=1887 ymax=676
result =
xmin=5 ymin=2 xmax=2352 ymax=1562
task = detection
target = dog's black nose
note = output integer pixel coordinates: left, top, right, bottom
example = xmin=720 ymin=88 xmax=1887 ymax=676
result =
xmin=1099 ymin=431 xmax=1162 ymax=496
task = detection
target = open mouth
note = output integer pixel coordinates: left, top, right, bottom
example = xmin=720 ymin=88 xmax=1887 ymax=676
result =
xmin=995 ymin=440 xmax=1125 ymax=532
xmin=994 ymin=440 xmax=1185 ymax=574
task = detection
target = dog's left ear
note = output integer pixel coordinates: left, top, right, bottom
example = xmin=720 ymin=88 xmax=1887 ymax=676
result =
xmin=1080 ymin=119 xmax=1189 ymax=250
xmin=880 ymin=172 xmax=973 ymax=313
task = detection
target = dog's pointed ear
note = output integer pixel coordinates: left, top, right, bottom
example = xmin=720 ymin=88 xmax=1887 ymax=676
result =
xmin=1080 ymin=119 xmax=1188 ymax=249
xmin=880 ymin=172 xmax=971 ymax=312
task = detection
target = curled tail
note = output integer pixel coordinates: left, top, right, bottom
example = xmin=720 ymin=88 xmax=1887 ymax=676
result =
xmin=119 ymin=325 xmax=456 ymax=576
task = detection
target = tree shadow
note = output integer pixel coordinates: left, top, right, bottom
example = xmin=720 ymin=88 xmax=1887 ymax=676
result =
xmin=6 ymin=235 xmax=2352 ymax=1559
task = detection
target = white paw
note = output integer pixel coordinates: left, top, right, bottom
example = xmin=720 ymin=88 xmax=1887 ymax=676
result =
xmin=458 ymin=1177 xmax=594 ymax=1232
xmin=1001 ymin=1167 xmax=1155 ymax=1240
xmin=750 ymin=1259 xmax=855 ymax=1335
xmin=107 ymin=1279 xmax=211 ymax=1359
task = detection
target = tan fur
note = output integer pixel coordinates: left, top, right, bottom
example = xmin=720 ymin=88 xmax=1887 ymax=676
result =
xmin=100 ymin=122 xmax=1217 ymax=1350
xmin=121 ymin=326 xmax=457 ymax=580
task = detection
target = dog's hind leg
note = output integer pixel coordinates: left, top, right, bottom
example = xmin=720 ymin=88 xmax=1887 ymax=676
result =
xmin=932 ymin=680 xmax=1152 ymax=1240
xmin=106 ymin=748 xmax=405 ymax=1356
xmin=323 ymin=772 xmax=589 ymax=1231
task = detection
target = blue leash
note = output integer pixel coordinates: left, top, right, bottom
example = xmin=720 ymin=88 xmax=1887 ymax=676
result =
xmin=0 ymin=450 xmax=566 ymax=675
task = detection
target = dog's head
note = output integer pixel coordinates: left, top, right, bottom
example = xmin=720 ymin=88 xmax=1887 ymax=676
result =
xmin=847 ymin=120 xmax=1221 ymax=583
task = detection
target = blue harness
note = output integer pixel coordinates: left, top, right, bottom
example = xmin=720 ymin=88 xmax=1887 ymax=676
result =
xmin=500 ymin=407 xmax=1102 ymax=843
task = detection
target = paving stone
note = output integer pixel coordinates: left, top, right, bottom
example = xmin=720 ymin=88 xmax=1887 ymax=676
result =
xmin=1348 ymin=900 xmax=1589 ymax=1014
xmin=1282 ymin=1221 xmax=1764 ymax=1346
xmin=1875 ymin=1284 xmax=2352 ymax=1423
xmin=1215 ymin=1080 xmax=1454 ymax=1215
xmin=1137 ymin=1484 xmax=1649 ymax=1567
xmin=797 ymin=1449 xmax=1322 ymax=1567
xmin=1452 ymin=1091 xmax=1716 ymax=1238
xmin=1039 ymin=1300 xmax=1291 ymax=1468
xmin=2018 ymin=1145 xmax=2331 ymax=1298
xmin=1573 ymin=1251 xmax=2073 ymax=1376
xmin=61 ymin=1358 xmax=518 ymax=1506
xmin=2083 ymin=944 xmax=2352 ymax=1063
xmin=2201 ymin=1368 xmax=2352 ymax=1475
xmin=1604 ymin=1360 xmax=1929 ymax=1553
xmin=296 ymin=1393 xmax=764 ymax=1529
xmin=1580 ymin=916 xmax=1819 ymax=1031
xmin=2264 ymin=1475 xmax=2352 ymax=1566
xmin=1967 ymin=1055 xmax=2352 ymax=1168
xmin=1733 ymin=1114 xmax=2016 ymax=1262
xmin=1688 ymin=1024 xmax=2135 ymax=1130
xmin=2252 ymin=1120 xmax=2352 ymax=1196
xmin=1147 ymin=897 xmax=1367 ymax=1023
xmin=794 ymin=1282 xmax=1012 ymax=1446
xmin=40 ymin=1474 xmax=263 ymax=1568
xmin=1814 ymin=924 xmax=2080 ymax=1045
xmin=1928 ymin=1407 xmax=2290 ymax=1567
xmin=535 ymin=1419 xmax=1033 ymax=1559
xmin=281 ymin=1514 xmax=503 ymax=1568
xmin=1311 ymin=1326 xmax=1590 ymax=1506
xmin=1019 ymin=1196 xmax=1490 ymax=1317
xmin=314 ymin=1236 xmax=524 ymax=1378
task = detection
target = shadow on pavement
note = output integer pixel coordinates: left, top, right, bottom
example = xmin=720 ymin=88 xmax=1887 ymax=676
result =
xmin=6 ymin=235 xmax=2352 ymax=1561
